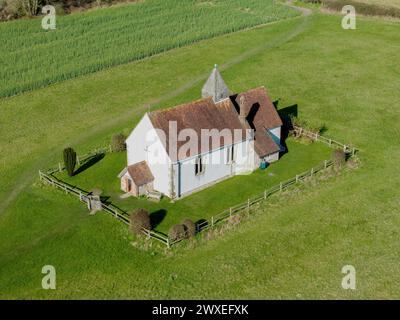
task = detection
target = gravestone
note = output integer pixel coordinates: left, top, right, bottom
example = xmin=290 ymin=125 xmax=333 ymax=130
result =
xmin=88 ymin=188 xmax=102 ymax=215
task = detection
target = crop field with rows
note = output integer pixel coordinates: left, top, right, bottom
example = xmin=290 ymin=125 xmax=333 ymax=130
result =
xmin=0 ymin=0 xmax=298 ymax=98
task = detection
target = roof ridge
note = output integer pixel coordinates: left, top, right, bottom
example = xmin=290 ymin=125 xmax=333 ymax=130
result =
xmin=149 ymin=96 xmax=215 ymax=116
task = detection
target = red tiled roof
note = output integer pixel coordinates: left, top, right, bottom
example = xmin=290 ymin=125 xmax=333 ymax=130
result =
xmin=234 ymin=87 xmax=282 ymax=157
xmin=148 ymin=97 xmax=248 ymax=161
xmin=148 ymin=86 xmax=282 ymax=160
xmin=234 ymin=87 xmax=283 ymax=130
xmin=127 ymin=161 xmax=154 ymax=186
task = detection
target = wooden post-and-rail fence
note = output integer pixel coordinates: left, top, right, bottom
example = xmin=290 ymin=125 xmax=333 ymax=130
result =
xmin=39 ymin=127 xmax=357 ymax=248
xmin=293 ymin=125 xmax=357 ymax=156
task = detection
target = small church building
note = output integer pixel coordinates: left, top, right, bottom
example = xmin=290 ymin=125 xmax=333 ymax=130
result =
xmin=118 ymin=65 xmax=283 ymax=199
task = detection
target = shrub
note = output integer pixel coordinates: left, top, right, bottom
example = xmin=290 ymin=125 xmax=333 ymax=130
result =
xmin=169 ymin=224 xmax=186 ymax=242
xmin=182 ymin=219 xmax=196 ymax=238
xmin=0 ymin=0 xmax=25 ymax=20
xmin=111 ymin=133 xmax=127 ymax=152
xmin=228 ymin=214 xmax=241 ymax=226
xmin=63 ymin=147 xmax=77 ymax=177
xmin=323 ymin=0 xmax=400 ymax=19
xmin=130 ymin=209 xmax=151 ymax=235
xmin=332 ymin=149 xmax=346 ymax=168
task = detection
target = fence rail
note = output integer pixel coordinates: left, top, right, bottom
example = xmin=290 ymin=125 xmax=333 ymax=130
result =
xmin=39 ymin=169 xmax=131 ymax=225
xmin=45 ymin=145 xmax=111 ymax=175
xmin=39 ymin=126 xmax=357 ymax=248
xmin=293 ymin=125 xmax=357 ymax=155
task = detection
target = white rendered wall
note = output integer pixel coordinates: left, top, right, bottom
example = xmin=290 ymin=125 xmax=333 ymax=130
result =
xmin=125 ymin=113 xmax=171 ymax=196
xmin=269 ymin=126 xmax=281 ymax=140
xmin=176 ymin=140 xmax=254 ymax=197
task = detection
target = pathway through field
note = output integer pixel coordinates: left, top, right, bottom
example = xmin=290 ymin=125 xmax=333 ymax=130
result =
xmin=0 ymin=4 xmax=312 ymax=216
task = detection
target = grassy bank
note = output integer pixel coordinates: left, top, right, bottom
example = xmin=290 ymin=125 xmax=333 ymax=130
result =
xmin=0 ymin=12 xmax=399 ymax=298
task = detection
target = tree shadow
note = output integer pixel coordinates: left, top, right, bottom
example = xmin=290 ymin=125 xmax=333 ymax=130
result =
xmin=319 ymin=124 xmax=328 ymax=135
xmin=74 ymin=153 xmax=105 ymax=175
xmin=150 ymin=209 xmax=167 ymax=229
xmin=99 ymin=195 xmax=111 ymax=204
xmin=195 ymin=219 xmax=208 ymax=232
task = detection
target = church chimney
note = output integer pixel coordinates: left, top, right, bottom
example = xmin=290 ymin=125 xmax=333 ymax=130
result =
xmin=238 ymin=95 xmax=247 ymax=126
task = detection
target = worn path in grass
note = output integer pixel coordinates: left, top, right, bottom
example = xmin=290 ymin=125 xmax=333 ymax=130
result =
xmin=0 ymin=10 xmax=400 ymax=298
xmin=0 ymin=7 xmax=311 ymax=217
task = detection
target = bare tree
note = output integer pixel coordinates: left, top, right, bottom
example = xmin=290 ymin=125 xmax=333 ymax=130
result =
xmin=22 ymin=0 xmax=39 ymax=16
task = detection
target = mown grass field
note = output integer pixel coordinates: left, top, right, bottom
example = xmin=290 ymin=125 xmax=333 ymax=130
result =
xmin=54 ymin=138 xmax=332 ymax=233
xmin=0 ymin=0 xmax=298 ymax=98
xmin=0 ymin=6 xmax=400 ymax=299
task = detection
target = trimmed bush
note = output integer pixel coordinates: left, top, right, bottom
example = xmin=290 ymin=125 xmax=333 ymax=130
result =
xmin=182 ymin=219 xmax=196 ymax=238
xmin=130 ymin=209 xmax=151 ymax=235
xmin=63 ymin=147 xmax=77 ymax=177
xmin=332 ymin=149 xmax=346 ymax=168
xmin=169 ymin=224 xmax=186 ymax=242
xmin=111 ymin=133 xmax=127 ymax=152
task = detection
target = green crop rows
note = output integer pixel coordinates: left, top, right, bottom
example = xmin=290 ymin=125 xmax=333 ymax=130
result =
xmin=0 ymin=0 xmax=297 ymax=98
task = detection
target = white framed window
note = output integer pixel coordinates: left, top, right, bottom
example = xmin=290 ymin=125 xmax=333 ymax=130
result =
xmin=195 ymin=156 xmax=205 ymax=175
xmin=226 ymin=145 xmax=235 ymax=164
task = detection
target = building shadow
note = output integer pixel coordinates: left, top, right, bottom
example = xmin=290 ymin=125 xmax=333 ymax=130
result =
xmin=277 ymin=103 xmax=298 ymax=157
xmin=150 ymin=209 xmax=167 ymax=229
xmin=74 ymin=153 xmax=105 ymax=175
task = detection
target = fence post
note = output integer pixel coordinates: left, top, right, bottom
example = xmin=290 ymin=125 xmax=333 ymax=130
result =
xmin=352 ymin=147 xmax=355 ymax=156
xmin=343 ymin=145 xmax=347 ymax=152
xmin=329 ymin=139 xmax=332 ymax=146
xmin=167 ymin=238 xmax=170 ymax=249
xmin=77 ymin=156 xmax=80 ymax=166
xmin=58 ymin=162 xmax=62 ymax=172
xmin=324 ymin=160 xmax=328 ymax=169
xmin=280 ymin=182 xmax=283 ymax=192
xmin=296 ymin=175 xmax=298 ymax=182
xmin=311 ymin=167 xmax=314 ymax=176
xmin=211 ymin=216 xmax=214 ymax=228
xmin=109 ymin=144 xmax=112 ymax=153
xmin=230 ymin=207 xmax=232 ymax=217
xmin=247 ymin=199 xmax=250 ymax=215
xmin=264 ymin=189 xmax=267 ymax=200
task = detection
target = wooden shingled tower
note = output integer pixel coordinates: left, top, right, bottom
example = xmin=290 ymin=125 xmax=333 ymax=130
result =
xmin=201 ymin=64 xmax=230 ymax=103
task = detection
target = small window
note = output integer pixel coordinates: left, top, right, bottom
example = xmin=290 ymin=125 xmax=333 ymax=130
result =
xmin=195 ymin=156 xmax=205 ymax=175
xmin=226 ymin=145 xmax=234 ymax=164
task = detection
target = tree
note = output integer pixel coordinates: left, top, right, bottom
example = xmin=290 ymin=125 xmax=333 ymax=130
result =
xmin=111 ymin=133 xmax=126 ymax=152
xmin=130 ymin=209 xmax=151 ymax=235
xmin=63 ymin=147 xmax=77 ymax=177
xmin=21 ymin=0 xmax=39 ymax=16
xmin=182 ymin=219 xmax=196 ymax=238
xmin=169 ymin=224 xmax=186 ymax=242
xmin=332 ymin=149 xmax=346 ymax=169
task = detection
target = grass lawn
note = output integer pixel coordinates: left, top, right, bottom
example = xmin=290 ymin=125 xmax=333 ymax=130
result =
xmin=0 ymin=9 xmax=400 ymax=299
xmin=55 ymin=138 xmax=333 ymax=233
